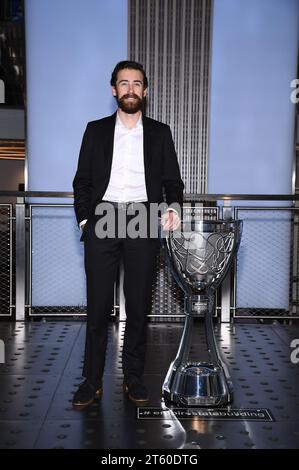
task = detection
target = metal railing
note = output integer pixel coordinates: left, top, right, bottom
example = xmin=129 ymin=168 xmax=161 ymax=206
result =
xmin=0 ymin=191 xmax=298 ymax=322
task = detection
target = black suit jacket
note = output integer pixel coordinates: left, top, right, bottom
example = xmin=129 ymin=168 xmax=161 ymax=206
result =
xmin=73 ymin=112 xmax=184 ymax=225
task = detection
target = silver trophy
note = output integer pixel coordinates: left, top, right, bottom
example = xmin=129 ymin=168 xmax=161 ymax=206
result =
xmin=160 ymin=213 xmax=242 ymax=406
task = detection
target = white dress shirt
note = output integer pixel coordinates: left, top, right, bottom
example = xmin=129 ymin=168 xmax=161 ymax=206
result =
xmin=102 ymin=113 xmax=147 ymax=203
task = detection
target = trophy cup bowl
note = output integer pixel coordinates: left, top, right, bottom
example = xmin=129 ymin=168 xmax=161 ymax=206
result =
xmin=160 ymin=217 xmax=242 ymax=406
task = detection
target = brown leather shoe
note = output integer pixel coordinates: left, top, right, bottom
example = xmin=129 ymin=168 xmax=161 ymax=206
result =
xmin=123 ymin=376 xmax=149 ymax=405
xmin=72 ymin=380 xmax=102 ymax=410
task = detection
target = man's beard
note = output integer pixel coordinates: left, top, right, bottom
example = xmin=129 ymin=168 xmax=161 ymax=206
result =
xmin=116 ymin=93 xmax=143 ymax=114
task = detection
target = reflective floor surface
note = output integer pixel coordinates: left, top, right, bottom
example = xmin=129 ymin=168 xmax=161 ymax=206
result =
xmin=0 ymin=320 xmax=298 ymax=449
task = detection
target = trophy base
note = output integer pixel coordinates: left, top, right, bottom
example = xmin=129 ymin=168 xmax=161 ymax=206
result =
xmin=162 ymin=362 xmax=233 ymax=407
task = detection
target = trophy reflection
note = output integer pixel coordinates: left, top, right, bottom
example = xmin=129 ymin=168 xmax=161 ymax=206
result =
xmin=160 ymin=212 xmax=242 ymax=406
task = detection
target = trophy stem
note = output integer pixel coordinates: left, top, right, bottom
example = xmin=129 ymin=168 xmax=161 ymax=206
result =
xmin=204 ymin=293 xmax=233 ymax=391
xmin=162 ymin=292 xmax=233 ymax=406
xmin=173 ymin=295 xmax=198 ymax=366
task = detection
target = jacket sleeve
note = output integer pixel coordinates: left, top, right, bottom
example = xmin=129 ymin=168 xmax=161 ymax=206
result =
xmin=162 ymin=125 xmax=184 ymax=209
xmin=72 ymin=123 xmax=93 ymax=225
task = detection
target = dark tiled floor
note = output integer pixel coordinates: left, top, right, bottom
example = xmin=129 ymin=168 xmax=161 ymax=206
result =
xmin=0 ymin=320 xmax=298 ymax=449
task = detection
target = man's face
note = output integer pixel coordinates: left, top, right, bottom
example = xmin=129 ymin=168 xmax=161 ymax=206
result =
xmin=112 ymin=68 xmax=147 ymax=114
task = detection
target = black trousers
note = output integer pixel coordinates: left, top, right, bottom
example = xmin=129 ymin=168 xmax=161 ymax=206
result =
xmin=82 ymin=213 xmax=159 ymax=388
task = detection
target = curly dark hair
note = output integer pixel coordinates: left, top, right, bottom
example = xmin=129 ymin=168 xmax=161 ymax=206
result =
xmin=110 ymin=60 xmax=148 ymax=88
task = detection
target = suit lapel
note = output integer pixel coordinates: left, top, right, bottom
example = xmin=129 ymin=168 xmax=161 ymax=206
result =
xmin=103 ymin=112 xmax=117 ymax=175
xmin=142 ymin=115 xmax=153 ymax=173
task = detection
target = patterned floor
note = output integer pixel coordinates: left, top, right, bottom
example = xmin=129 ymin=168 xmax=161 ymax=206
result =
xmin=0 ymin=320 xmax=298 ymax=449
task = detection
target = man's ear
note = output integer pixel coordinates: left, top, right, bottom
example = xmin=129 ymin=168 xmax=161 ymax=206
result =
xmin=143 ymin=88 xmax=148 ymax=98
xmin=112 ymin=86 xmax=117 ymax=97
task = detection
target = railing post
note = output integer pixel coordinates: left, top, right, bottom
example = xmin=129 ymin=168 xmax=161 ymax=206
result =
xmin=221 ymin=272 xmax=232 ymax=323
xmin=15 ymin=197 xmax=26 ymax=321
xmin=221 ymin=204 xmax=233 ymax=323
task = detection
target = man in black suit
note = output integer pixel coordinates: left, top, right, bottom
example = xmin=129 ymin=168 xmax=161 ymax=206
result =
xmin=72 ymin=60 xmax=184 ymax=409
